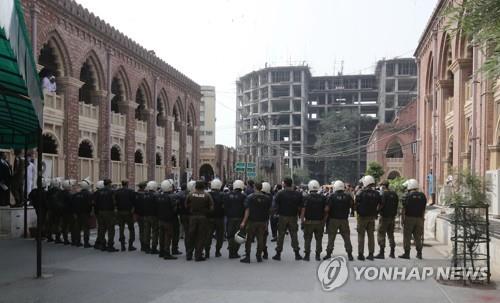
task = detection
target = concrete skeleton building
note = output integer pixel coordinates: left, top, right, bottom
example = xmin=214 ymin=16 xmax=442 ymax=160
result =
xmin=199 ymin=86 xmax=216 ymax=148
xmin=6 ymin=0 xmax=203 ymax=187
xmin=236 ymin=59 xmax=415 ymax=184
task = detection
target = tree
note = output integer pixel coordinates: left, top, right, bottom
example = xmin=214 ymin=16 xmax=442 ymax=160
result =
xmin=365 ymin=161 xmax=385 ymax=183
xmin=446 ymin=0 xmax=500 ymax=80
xmin=313 ymin=109 xmax=374 ymax=183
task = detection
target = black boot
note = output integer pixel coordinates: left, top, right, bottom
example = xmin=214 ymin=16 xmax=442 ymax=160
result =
xmin=121 ymin=242 xmax=126 ymax=252
xmin=205 ymin=250 xmax=210 ymax=259
xmin=256 ymin=255 xmax=263 ymax=263
xmin=107 ymin=246 xmax=119 ymax=252
xmin=374 ymin=249 xmax=385 ymax=259
xmin=315 ymin=253 xmax=321 ymax=261
xmin=164 ymin=253 xmax=177 ymax=260
xmin=416 ymin=251 xmax=422 ymax=260
xmin=389 ymin=247 xmax=395 ymax=258
xmin=186 ymin=253 xmax=193 ymax=261
xmin=303 ymin=253 xmax=310 ymax=261
xmin=262 ymin=249 xmax=268 ymax=260
xmin=294 ymin=251 xmax=303 ymax=261
xmin=215 ymin=250 xmax=221 ymax=257
xmin=347 ymin=253 xmax=354 ymax=261
xmin=366 ymin=253 xmax=374 ymax=261
xmin=323 ymin=253 xmax=331 ymax=260
xmin=240 ymin=256 xmax=250 ymax=263
xmin=399 ymin=251 xmax=410 ymax=259
xmin=358 ymin=254 xmax=365 ymax=261
xmin=128 ymin=243 xmax=137 ymax=251
xmin=83 ymin=242 xmax=91 ymax=248
xmin=150 ymin=248 xmax=159 ymax=254
xmin=172 ymin=249 xmax=183 ymax=255
xmin=272 ymin=253 xmax=281 ymax=261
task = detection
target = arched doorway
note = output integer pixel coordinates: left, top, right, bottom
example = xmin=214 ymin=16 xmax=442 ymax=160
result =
xmin=78 ymin=140 xmax=97 ymax=182
xmin=199 ymin=163 xmax=215 ymax=181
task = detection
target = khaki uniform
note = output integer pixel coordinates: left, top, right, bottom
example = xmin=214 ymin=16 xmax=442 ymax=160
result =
xmin=326 ymin=218 xmax=353 ymax=254
xmin=117 ymin=211 xmax=136 ymax=245
xmin=226 ymin=218 xmax=242 ymax=255
xmin=403 ymin=216 xmax=424 ymax=252
xmin=159 ymin=221 xmax=174 ymax=255
xmin=205 ymin=218 xmax=225 ymax=253
xmin=303 ymin=220 xmax=324 ymax=254
xmin=357 ymin=216 xmax=375 ymax=255
xmin=276 ymin=216 xmax=300 ymax=253
xmin=377 ymin=217 xmax=395 ymax=249
xmin=186 ymin=191 xmax=213 ymax=259
xmin=97 ymin=211 xmax=116 ymax=247
xmin=144 ymin=216 xmax=159 ymax=251
xmin=245 ymin=221 xmax=267 ymax=256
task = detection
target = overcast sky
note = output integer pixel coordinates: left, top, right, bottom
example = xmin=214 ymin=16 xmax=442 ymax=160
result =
xmin=75 ymin=0 xmax=437 ymax=147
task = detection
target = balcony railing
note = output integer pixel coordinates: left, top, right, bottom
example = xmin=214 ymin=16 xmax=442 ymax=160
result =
xmin=156 ymin=126 xmax=165 ymax=138
xmin=136 ymin=120 xmax=147 ymax=133
xmin=111 ymin=112 xmax=125 ymax=127
xmin=134 ymin=163 xmax=148 ymax=183
xmin=111 ymin=161 xmax=126 ymax=185
xmin=155 ymin=165 xmax=165 ymax=183
xmin=386 ymin=157 xmax=404 ymax=163
xmin=44 ymin=92 xmax=63 ymax=111
xmin=79 ymin=102 xmax=98 ymax=120
xmin=465 ymin=79 xmax=472 ymax=101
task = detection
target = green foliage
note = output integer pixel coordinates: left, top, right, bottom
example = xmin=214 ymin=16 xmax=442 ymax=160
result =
xmin=445 ymin=0 xmax=500 ymax=80
xmin=313 ymin=109 xmax=375 ymax=182
xmin=365 ymin=161 xmax=385 ymax=183
xmin=388 ymin=176 xmax=407 ymax=198
xmin=444 ymin=170 xmax=490 ymax=207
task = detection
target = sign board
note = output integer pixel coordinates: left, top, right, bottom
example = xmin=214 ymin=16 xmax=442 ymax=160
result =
xmin=246 ymin=167 xmax=255 ymax=173
xmin=246 ymin=172 xmax=257 ymax=178
xmin=246 ymin=162 xmax=256 ymax=168
xmin=236 ymin=162 xmax=246 ymax=168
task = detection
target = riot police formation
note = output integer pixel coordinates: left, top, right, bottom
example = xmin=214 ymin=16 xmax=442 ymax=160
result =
xmin=31 ymin=175 xmax=428 ymax=264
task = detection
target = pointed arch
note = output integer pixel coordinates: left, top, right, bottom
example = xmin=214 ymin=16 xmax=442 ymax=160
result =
xmin=425 ymin=54 xmax=434 ymax=95
xmin=385 ymin=139 xmax=403 ymax=158
xmin=38 ymin=30 xmax=72 ymax=77
xmin=112 ymin=66 xmax=132 ymax=101
xmin=136 ymin=79 xmax=153 ymax=109
xmin=438 ymin=33 xmax=453 ymax=80
xmin=172 ymin=97 xmax=185 ymax=122
xmin=78 ymin=50 xmax=106 ymax=91
xmin=156 ymin=88 xmax=170 ymax=126
xmin=187 ymin=102 xmax=198 ymax=128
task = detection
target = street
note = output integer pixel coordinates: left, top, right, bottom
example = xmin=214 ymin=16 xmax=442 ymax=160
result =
xmin=1 ymin=218 xmax=498 ymax=303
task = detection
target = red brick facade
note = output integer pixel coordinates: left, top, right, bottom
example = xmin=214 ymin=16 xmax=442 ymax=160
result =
xmin=21 ymin=0 xmax=201 ymax=185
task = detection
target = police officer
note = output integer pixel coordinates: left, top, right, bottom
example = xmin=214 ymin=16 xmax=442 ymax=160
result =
xmin=143 ymin=181 xmax=159 ymax=254
xmin=115 ymin=180 xmax=136 ymax=252
xmin=157 ymin=180 xmax=178 ymax=260
xmin=47 ymin=178 xmax=64 ymax=243
xmin=61 ymin=180 xmax=74 ymax=245
xmin=168 ymin=179 xmax=182 ymax=255
xmin=399 ymin=179 xmax=426 ymax=260
xmin=324 ymin=180 xmax=354 ymax=261
xmin=240 ymin=182 xmax=271 ymax=263
xmin=134 ymin=181 xmax=148 ymax=252
xmin=223 ymin=180 xmax=246 ymax=259
xmin=185 ymin=180 xmax=214 ymax=261
xmin=355 ymin=175 xmax=381 ymax=261
xmin=375 ymin=180 xmax=399 ymax=259
xmin=71 ymin=178 xmax=93 ymax=248
xmin=93 ymin=180 xmax=105 ymax=249
xmin=261 ymin=181 xmax=273 ymax=259
xmin=179 ymin=181 xmax=194 ymax=253
xmin=301 ymin=180 xmax=327 ymax=261
xmin=272 ymin=177 xmax=303 ymax=261
xmin=94 ymin=179 xmax=118 ymax=252
xmin=206 ymin=179 xmax=225 ymax=258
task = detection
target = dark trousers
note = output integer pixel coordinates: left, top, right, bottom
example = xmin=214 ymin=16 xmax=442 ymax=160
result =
xmin=187 ymin=215 xmax=208 ymax=258
xmin=144 ymin=216 xmax=159 ymax=251
xmin=61 ymin=213 xmax=73 ymax=242
xmin=137 ymin=216 xmax=145 ymax=248
xmin=245 ymin=221 xmax=266 ymax=257
xmin=172 ymin=215 xmax=180 ymax=251
xmin=276 ymin=216 xmax=300 ymax=253
xmin=226 ymin=218 xmax=242 ymax=255
xmin=73 ymin=213 xmax=90 ymax=245
xmin=48 ymin=210 xmax=62 ymax=239
xmin=159 ymin=220 xmax=174 ymax=255
xmin=377 ymin=217 xmax=396 ymax=250
xmin=97 ymin=211 xmax=116 ymax=248
xmin=270 ymin=216 xmax=279 ymax=238
xmin=205 ymin=217 xmax=225 ymax=253
xmin=0 ymin=188 xmax=9 ymax=206
xmin=357 ymin=216 xmax=375 ymax=256
xmin=326 ymin=218 xmax=352 ymax=254
xmin=180 ymin=215 xmax=190 ymax=252
xmin=117 ymin=211 xmax=135 ymax=245
xmin=303 ymin=220 xmax=324 ymax=254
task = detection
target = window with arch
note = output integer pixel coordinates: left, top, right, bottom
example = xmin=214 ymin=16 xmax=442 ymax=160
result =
xmin=110 ymin=145 xmax=121 ymax=161
xmin=38 ymin=39 xmax=63 ymax=80
xmin=135 ymin=87 xmax=147 ymax=121
xmin=111 ymin=77 xmax=125 ymax=114
xmin=78 ymin=140 xmax=93 ymax=158
xmin=42 ymin=134 xmax=58 ymax=154
xmin=157 ymin=97 xmax=165 ymax=126
xmin=135 ymin=150 xmax=144 ymax=164
xmin=386 ymin=141 xmax=403 ymax=158
xmin=79 ymin=61 xmax=97 ymax=104
xmin=171 ymin=155 xmax=177 ymax=167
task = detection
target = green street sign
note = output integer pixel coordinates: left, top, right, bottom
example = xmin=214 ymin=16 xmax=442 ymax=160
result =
xmin=236 ymin=162 xmax=246 ymax=169
xmin=246 ymin=167 xmax=255 ymax=173
xmin=246 ymin=162 xmax=256 ymax=168
xmin=235 ymin=167 xmax=245 ymax=173
xmin=246 ymin=172 xmax=257 ymax=178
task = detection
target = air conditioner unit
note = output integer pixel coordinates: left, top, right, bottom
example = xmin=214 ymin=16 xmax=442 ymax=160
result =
xmin=486 ymin=170 xmax=500 ymax=218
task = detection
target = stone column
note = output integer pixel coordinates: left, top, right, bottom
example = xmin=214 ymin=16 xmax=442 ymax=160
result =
xmin=57 ymin=76 xmax=84 ymax=179
xmin=164 ymin=116 xmax=173 ymax=177
xmin=147 ymin=108 xmax=156 ymax=181
xmin=94 ymin=89 xmax=110 ymax=178
xmin=30 ymin=2 xmax=40 ymax=63
xmin=125 ymin=101 xmax=136 ymax=185
xmin=435 ymin=79 xmax=453 ymax=185
xmin=450 ymin=58 xmax=472 ymax=170
xmin=179 ymin=121 xmax=187 ymax=183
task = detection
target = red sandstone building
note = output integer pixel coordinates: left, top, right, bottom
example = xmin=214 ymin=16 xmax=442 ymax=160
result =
xmin=16 ymin=0 xmax=202 ymax=186
xmin=414 ymin=0 xmax=500 ymax=201
xmin=366 ymin=101 xmax=417 ymax=181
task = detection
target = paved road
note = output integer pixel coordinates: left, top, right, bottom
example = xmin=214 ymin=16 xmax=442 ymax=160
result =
xmin=0 ymin=218 xmax=498 ymax=303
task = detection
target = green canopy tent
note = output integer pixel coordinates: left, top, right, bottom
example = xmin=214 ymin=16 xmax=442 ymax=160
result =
xmin=0 ymin=0 xmax=44 ymax=277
